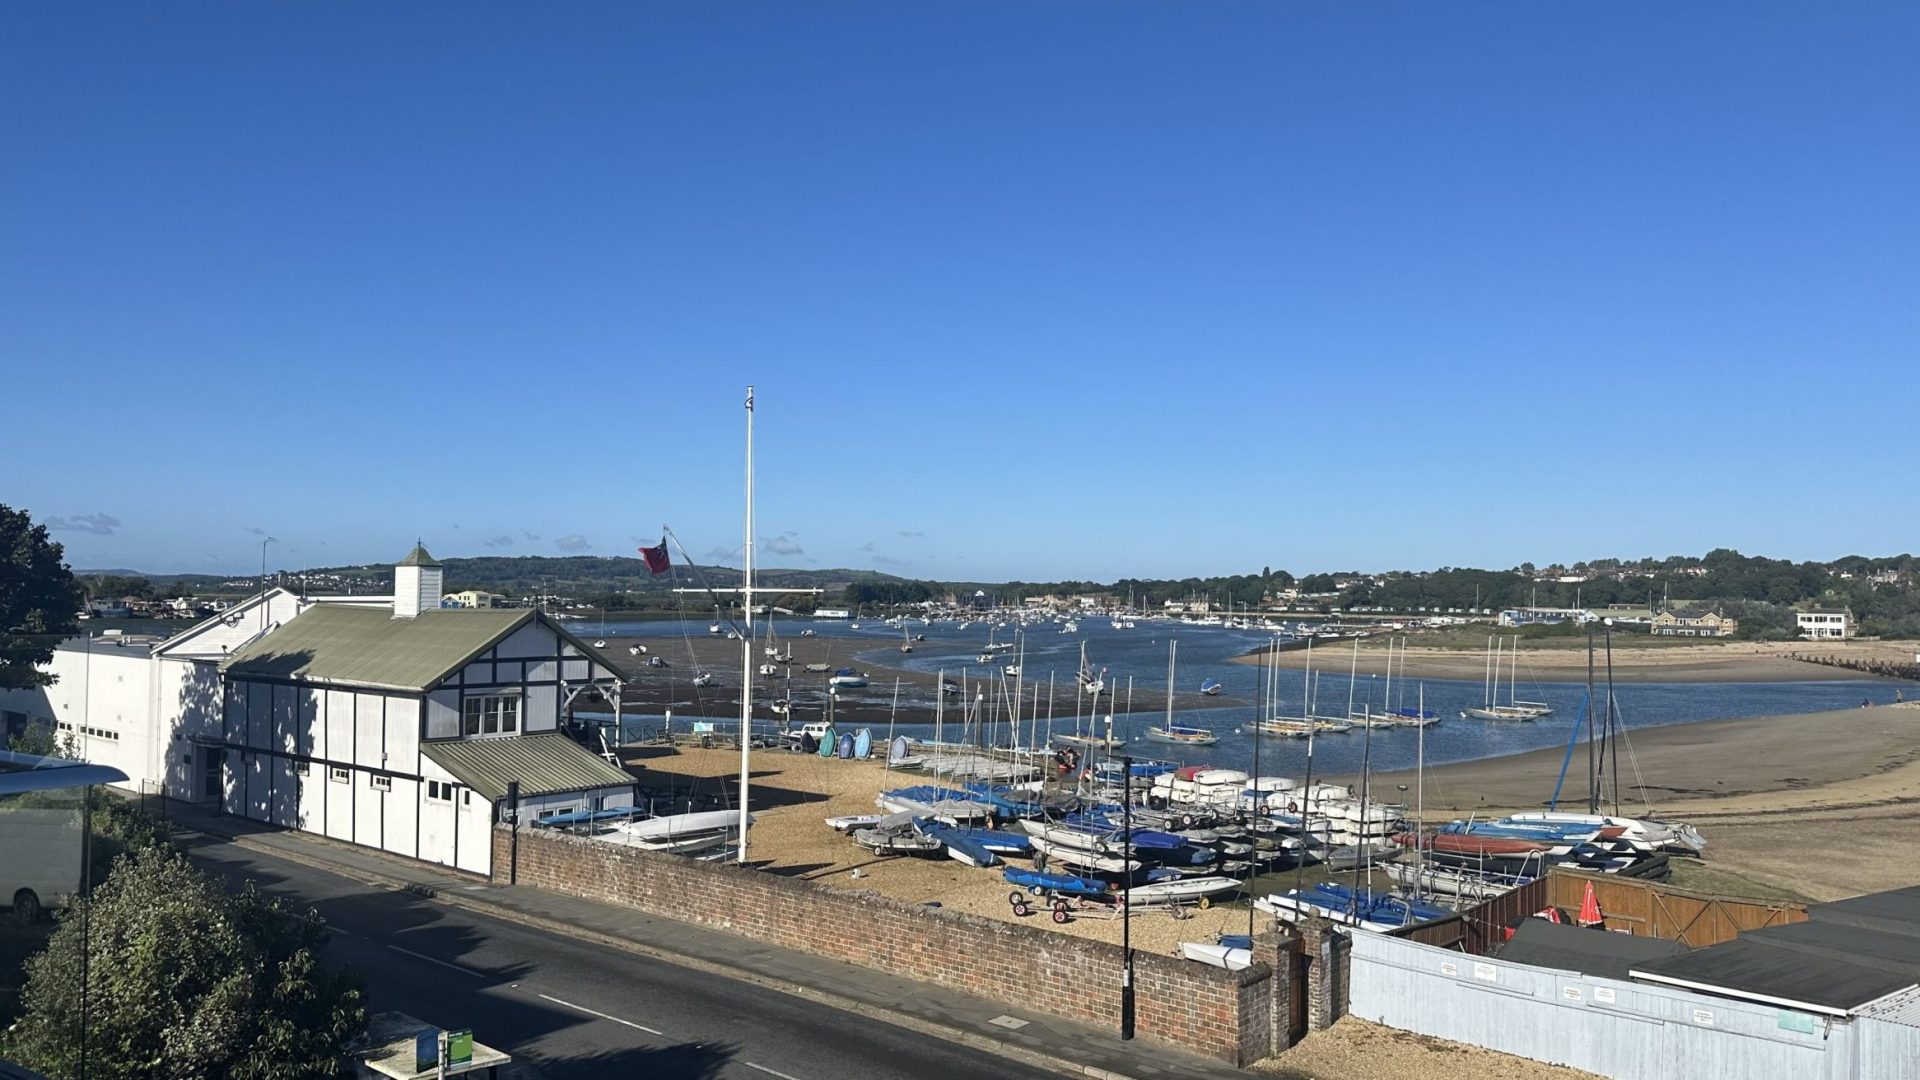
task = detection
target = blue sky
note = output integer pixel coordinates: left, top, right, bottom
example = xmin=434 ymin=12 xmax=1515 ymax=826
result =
xmin=4 ymin=5 xmax=1915 ymax=580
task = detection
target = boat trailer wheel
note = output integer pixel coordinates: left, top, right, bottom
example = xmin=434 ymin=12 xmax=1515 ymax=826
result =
xmin=1051 ymin=907 xmax=1071 ymax=924
xmin=1196 ymin=896 xmax=1211 ymax=910
xmin=1008 ymin=890 xmax=1026 ymax=906
xmin=1028 ymin=885 xmax=1045 ymax=896
xmin=1011 ymin=900 xmax=1033 ymax=917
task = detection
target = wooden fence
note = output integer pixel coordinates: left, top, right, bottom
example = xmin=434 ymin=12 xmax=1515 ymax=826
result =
xmin=1392 ymin=878 xmax=1549 ymax=955
xmin=1543 ymin=869 xmax=1807 ymax=947
xmin=1388 ymin=868 xmax=1809 ymax=954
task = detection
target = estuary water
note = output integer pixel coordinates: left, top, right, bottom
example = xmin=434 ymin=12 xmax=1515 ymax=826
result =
xmin=601 ymin=616 xmax=1918 ymax=780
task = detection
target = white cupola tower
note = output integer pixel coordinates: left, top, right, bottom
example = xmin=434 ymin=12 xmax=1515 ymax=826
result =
xmin=393 ymin=541 xmax=444 ymax=619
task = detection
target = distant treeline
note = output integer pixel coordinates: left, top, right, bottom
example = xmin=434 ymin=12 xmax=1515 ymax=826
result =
xmin=87 ymin=549 xmax=1920 ymax=637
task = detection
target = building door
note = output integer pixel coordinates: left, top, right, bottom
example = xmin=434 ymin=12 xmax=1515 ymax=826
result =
xmin=201 ymin=749 xmax=223 ymax=802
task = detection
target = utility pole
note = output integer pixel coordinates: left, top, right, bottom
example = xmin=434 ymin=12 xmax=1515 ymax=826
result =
xmin=260 ymin=536 xmax=276 ymax=634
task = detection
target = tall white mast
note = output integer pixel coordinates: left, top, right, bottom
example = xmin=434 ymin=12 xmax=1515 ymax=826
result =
xmin=738 ymin=385 xmax=755 ymax=864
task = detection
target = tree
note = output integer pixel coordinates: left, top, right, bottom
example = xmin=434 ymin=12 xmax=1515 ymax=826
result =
xmin=1 ymin=506 xmax=83 ymax=691
xmin=4 ymin=847 xmax=367 ymax=1080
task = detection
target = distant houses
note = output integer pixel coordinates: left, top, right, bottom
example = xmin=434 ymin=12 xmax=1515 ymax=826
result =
xmin=1797 ymin=609 xmax=1855 ymax=641
xmin=1498 ymin=606 xmax=1598 ymax=628
xmin=1649 ymin=609 xmax=1738 ymax=637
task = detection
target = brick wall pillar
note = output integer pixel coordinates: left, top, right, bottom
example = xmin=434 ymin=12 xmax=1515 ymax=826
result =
xmin=1299 ymin=918 xmax=1350 ymax=1032
xmin=1260 ymin=926 xmax=1303 ymax=1052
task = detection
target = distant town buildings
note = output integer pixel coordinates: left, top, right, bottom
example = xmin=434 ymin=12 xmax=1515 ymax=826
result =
xmin=443 ymin=589 xmax=506 ymax=609
xmin=1649 ymin=608 xmax=1739 ymax=638
xmin=1798 ymin=609 xmax=1855 ymax=640
xmin=1498 ymin=606 xmax=1598 ymax=628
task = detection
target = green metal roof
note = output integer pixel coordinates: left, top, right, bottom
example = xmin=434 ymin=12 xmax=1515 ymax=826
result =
xmin=421 ymin=733 xmax=634 ymax=801
xmin=219 ymin=605 xmax=533 ymax=692
xmin=396 ymin=543 xmax=443 ymax=567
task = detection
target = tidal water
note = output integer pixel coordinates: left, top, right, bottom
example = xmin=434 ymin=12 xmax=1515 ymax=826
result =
xmin=601 ymin=616 xmax=1918 ymax=782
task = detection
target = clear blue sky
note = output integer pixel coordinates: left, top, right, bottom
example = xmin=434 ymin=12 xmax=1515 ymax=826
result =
xmin=4 ymin=4 xmax=1915 ymax=581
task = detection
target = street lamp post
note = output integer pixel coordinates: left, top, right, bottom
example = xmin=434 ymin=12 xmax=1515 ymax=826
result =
xmin=1120 ymin=754 xmax=1135 ymax=1041
xmin=260 ymin=536 xmax=277 ymax=634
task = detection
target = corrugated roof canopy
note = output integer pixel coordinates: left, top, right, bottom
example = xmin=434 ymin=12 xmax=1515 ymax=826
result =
xmin=1498 ymin=916 xmax=1689 ymax=982
xmin=421 ymin=734 xmax=634 ymax=800
xmin=220 ymin=605 xmax=533 ymax=692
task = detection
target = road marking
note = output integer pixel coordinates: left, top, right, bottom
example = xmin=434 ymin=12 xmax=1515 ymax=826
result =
xmin=743 ymin=1063 xmax=804 ymax=1080
xmin=536 ymin=993 xmax=665 ymax=1036
xmin=386 ymin=944 xmax=485 ymax=979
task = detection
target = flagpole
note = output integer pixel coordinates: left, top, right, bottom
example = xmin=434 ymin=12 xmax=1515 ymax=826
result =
xmin=739 ymin=386 xmax=755 ymax=864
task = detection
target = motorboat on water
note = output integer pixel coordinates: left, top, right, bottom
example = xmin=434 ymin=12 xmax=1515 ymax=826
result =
xmin=1199 ymin=680 xmax=1223 ymax=696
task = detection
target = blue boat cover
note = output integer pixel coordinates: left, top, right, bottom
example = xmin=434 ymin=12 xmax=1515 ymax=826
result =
xmin=1003 ymin=867 xmax=1112 ymax=897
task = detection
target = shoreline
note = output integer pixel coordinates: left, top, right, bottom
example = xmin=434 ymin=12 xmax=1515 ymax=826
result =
xmin=1232 ymin=638 xmax=1920 ymax=684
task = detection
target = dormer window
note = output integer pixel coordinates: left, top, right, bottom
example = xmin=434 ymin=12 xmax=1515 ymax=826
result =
xmin=461 ymin=693 xmax=521 ymax=737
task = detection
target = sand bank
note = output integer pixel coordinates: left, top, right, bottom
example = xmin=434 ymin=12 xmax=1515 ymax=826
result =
xmin=1346 ymin=702 xmax=1920 ymax=901
xmin=1234 ymin=638 xmax=1920 ymax=684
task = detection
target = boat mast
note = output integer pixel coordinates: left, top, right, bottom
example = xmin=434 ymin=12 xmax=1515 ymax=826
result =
xmin=1165 ymin=639 xmax=1176 ymax=733
xmin=1484 ymin=635 xmax=1496 ymax=711
xmin=1585 ymin=623 xmax=1598 ymax=815
xmin=737 ymin=386 xmax=755 ymax=864
xmin=1346 ymin=639 xmax=1359 ymax=722
xmin=1415 ymin=682 xmax=1426 ymax=902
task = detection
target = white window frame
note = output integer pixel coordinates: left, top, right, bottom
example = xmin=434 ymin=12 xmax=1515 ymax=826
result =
xmin=370 ymin=774 xmax=392 ymax=792
xmin=426 ymin=780 xmax=455 ymax=802
xmin=462 ymin=693 xmax=522 ymax=738
xmin=329 ymin=766 xmax=351 ymax=784
xmin=293 ymin=761 xmax=310 ymax=777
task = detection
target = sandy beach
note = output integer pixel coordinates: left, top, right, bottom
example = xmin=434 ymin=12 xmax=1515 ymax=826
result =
xmin=614 ymin=744 xmax=1272 ymax=956
xmin=612 ymin=695 xmax=1920 ymax=941
xmin=1347 ymin=701 xmax=1920 ymax=901
xmin=1234 ymin=637 xmax=1920 ymax=684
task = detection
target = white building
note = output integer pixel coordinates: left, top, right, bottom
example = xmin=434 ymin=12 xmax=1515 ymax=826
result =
xmin=2 ymin=545 xmax=635 ymax=876
xmin=0 ymin=587 xmax=321 ymax=796
xmin=1797 ymin=609 xmax=1855 ymax=640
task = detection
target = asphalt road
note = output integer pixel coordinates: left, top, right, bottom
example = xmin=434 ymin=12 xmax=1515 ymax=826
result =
xmin=181 ymin=833 xmax=1058 ymax=1080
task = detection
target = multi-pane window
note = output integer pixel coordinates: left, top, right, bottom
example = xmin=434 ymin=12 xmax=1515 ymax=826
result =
xmin=461 ymin=694 xmax=521 ymax=737
xmin=370 ymin=774 xmax=392 ymax=791
xmin=329 ymin=767 xmax=351 ymax=784
xmin=427 ymin=780 xmax=456 ymax=802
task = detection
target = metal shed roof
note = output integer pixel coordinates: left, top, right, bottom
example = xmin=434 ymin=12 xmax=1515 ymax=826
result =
xmin=421 ymin=734 xmax=635 ymax=801
xmin=220 ymin=605 xmax=533 ymax=692
xmin=1498 ymin=916 xmax=1690 ymax=982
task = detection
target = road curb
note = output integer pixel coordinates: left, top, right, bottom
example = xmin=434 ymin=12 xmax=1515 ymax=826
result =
xmin=215 ymin=832 xmax=1200 ymax=1080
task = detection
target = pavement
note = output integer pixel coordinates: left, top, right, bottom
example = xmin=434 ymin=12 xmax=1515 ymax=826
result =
xmin=159 ymin=798 xmax=1249 ymax=1080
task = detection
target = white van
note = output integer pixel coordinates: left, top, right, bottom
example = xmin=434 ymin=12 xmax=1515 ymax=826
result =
xmin=0 ymin=805 xmax=85 ymax=921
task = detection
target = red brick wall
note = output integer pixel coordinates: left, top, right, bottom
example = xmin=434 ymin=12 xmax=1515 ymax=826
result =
xmin=494 ymin=826 xmax=1272 ymax=1064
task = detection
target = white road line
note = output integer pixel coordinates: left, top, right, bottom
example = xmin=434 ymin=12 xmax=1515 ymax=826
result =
xmin=743 ymin=1062 xmax=805 ymax=1080
xmin=385 ymin=944 xmax=485 ymax=979
xmin=536 ymin=993 xmax=665 ymax=1036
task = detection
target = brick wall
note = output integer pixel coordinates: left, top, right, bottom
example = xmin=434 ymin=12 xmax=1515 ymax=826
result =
xmin=495 ymin=825 xmax=1273 ymax=1064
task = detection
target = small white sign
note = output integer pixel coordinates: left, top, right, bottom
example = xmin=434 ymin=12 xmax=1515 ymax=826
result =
xmin=1561 ymin=986 xmax=1584 ymax=1002
xmin=1473 ymin=962 xmax=1498 ymax=983
xmin=1693 ymin=1009 xmax=1716 ymax=1027
xmin=1440 ymin=962 xmax=1458 ymax=977
xmin=1594 ymin=986 xmax=1617 ymax=1004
